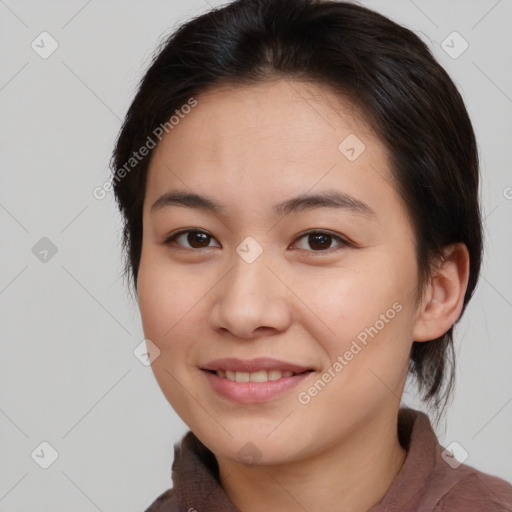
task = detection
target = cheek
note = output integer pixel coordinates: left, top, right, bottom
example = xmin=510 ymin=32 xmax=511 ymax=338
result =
xmin=136 ymin=253 xmax=208 ymax=414
xmin=297 ymin=269 xmax=392 ymax=326
xmin=293 ymin=254 xmax=417 ymax=359
xmin=137 ymin=252 xmax=203 ymax=348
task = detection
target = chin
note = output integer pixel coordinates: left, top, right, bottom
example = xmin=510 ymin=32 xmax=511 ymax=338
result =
xmin=196 ymin=425 xmax=308 ymax=467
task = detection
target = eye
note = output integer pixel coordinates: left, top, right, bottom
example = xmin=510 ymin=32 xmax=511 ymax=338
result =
xmin=164 ymin=229 xmax=221 ymax=249
xmin=292 ymin=230 xmax=351 ymax=253
xmin=163 ymin=229 xmax=351 ymax=253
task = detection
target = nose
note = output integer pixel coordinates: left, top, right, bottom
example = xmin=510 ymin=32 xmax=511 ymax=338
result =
xmin=209 ymin=253 xmax=293 ymax=340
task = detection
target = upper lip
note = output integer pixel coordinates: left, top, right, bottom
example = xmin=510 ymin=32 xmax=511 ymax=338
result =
xmin=201 ymin=357 xmax=313 ymax=373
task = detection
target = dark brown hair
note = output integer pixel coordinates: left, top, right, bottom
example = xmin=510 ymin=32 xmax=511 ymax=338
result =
xmin=110 ymin=0 xmax=483 ymax=421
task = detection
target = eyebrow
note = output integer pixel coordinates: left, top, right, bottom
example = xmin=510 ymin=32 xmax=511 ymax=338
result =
xmin=150 ymin=189 xmax=376 ymax=218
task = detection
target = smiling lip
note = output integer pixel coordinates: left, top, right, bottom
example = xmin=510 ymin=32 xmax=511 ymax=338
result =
xmin=201 ymin=357 xmax=312 ymax=373
xmin=201 ymin=357 xmax=314 ymax=403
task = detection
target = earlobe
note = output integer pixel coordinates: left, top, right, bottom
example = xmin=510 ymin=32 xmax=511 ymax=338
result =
xmin=412 ymin=243 xmax=470 ymax=342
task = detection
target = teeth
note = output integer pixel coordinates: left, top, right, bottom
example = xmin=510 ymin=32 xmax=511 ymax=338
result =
xmin=215 ymin=369 xmax=298 ymax=382
xmin=268 ymin=370 xmax=282 ymax=380
xmin=249 ymin=370 xmax=268 ymax=382
xmin=236 ymin=371 xmax=250 ymax=382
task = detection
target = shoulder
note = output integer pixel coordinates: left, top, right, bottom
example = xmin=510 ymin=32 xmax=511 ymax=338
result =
xmin=378 ymin=408 xmax=512 ymax=512
xmin=437 ymin=465 xmax=512 ymax=511
xmin=142 ymin=488 xmax=180 ymax=512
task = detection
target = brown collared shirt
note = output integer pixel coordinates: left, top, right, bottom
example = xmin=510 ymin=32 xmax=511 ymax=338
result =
xmin=143 ymin=408 xmax=512 ymax=511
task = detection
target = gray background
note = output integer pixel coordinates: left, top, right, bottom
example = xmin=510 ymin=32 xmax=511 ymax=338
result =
xmin=0 ymin=0 xmax=511 ymax=510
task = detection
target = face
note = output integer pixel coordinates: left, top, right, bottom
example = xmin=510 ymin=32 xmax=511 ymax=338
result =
xmin=137 ymin=78 xmax=423 ymax=465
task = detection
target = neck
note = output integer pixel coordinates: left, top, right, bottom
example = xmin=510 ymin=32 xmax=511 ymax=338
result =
xmin=217 ymin=406 xmax=407 ymax=512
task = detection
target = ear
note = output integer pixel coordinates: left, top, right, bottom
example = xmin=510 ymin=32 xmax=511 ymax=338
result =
xmin=412 ymin=243 xmax=470 ymax=342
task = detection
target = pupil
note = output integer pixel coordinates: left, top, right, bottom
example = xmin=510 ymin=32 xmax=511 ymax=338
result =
xmin=188 ymin=232 xmax=209 ymax=248
xmin=309 ymin=233 xmax=331 ymax=250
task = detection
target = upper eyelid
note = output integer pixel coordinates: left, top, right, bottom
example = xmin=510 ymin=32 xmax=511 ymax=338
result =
xmin=295 ymin=229 xmax=347 ymax=241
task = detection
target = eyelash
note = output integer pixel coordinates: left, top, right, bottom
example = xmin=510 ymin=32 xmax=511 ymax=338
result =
xmin=163 ymin=228 xmax=352 ymax=255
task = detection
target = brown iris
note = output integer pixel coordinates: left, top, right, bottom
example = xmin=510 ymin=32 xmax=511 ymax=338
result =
xmin=187 ymin=231 xmax=211 ymax=248
xmin=307 ymin=233 xmax=332 ymax=250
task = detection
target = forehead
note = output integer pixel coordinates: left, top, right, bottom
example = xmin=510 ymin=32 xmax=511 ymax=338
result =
xmin=145 ymin=78 xmax=400 ymax=219
xmin=150 ymin=78 xmax=378 ymax=165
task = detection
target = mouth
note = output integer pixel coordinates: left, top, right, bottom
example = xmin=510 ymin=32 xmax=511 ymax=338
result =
xmin=200 ymin=357 xmax=315 ymax=403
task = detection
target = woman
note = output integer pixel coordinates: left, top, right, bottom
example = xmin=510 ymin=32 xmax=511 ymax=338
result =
xmin=110 ymin=0 xmax=512 ymax=510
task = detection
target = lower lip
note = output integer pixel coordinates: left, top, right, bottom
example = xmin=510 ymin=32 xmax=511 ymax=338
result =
xmin=202 ymin=370 xmax=313 ymax=403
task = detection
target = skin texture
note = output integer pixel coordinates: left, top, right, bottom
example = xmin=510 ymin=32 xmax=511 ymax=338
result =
xmin=136 ymin=78 xmax=469 ymax=512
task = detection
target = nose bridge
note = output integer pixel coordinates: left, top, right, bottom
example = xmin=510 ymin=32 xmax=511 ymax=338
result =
xmin=210 ymin=245 xmax=291 ymax=338
xmin=230 ymin=250 xmax=273 ymax=300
